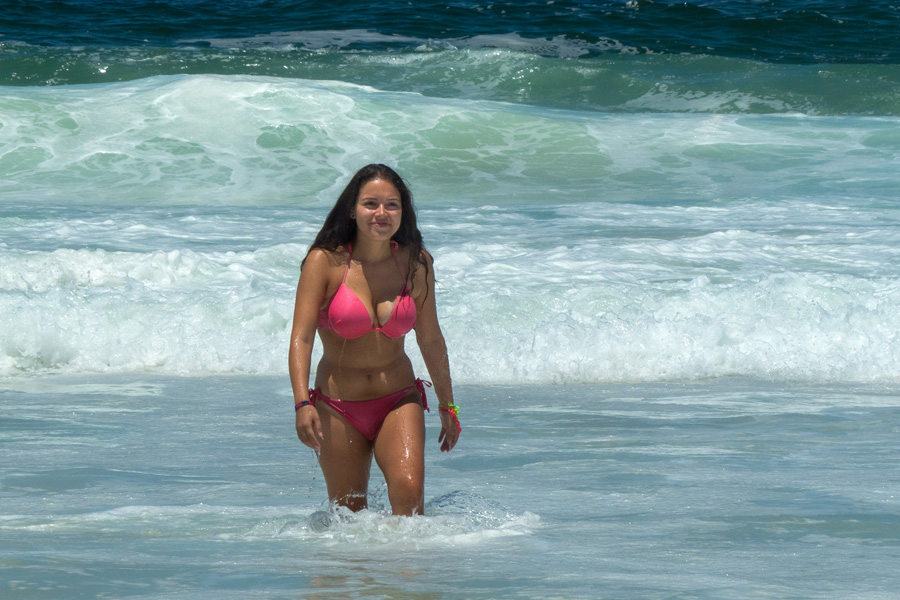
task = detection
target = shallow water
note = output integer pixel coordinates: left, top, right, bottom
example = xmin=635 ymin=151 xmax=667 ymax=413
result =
xmin=2 ymin=375 xmax=899 ymax=599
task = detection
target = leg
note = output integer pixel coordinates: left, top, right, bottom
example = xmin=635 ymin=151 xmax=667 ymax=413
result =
xmin=373 ymin=392 xmax=426 ymax=516
xmin=316 ymin=401 xmax=374 ymax=512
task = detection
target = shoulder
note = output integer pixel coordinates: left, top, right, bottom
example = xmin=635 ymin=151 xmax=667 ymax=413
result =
xmin=402 ymin=247 xmax=432 ymax=270
xmin=303 ymin=246 xmax=348 ymax=271
xmin=299 ymin=247 xmax=348 ymax=293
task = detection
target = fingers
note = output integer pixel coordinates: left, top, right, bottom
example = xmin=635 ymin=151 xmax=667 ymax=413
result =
xmin=438 ymin=413 xmax=460 ymax=452
xmin=441 ymin=426 xmax=459 ymax=452
xmin=296 ymin=408 xmax=323 ymax=450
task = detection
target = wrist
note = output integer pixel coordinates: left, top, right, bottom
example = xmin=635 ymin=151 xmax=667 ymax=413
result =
xmin=438 ymin=403 xmax=459 ymax=415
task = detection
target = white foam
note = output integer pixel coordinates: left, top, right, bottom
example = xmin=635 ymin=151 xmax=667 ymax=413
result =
xmin=2 ymin=75 xmax=896 ymax=207
xmin=264 ymin=492 xmax=540 ymax=548
xmin=0 ymin=244 xmax=298 ymax=375
xmin=5 ymin=224 xmax=898 ymax=384
xmin=2 ymin=76 xmax=899 ymax=383
xmin=3 ymin=196 xmax=900 ymax=383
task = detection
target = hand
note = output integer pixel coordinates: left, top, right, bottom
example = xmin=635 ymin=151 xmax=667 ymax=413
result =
xmin=437 ymin=406 xmax=461 ymax=452
xmin=295 ymin=405 xmax=324 ymax=450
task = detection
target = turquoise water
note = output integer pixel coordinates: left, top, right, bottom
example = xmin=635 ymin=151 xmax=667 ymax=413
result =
xmin=2 ymin=78 xmax=898 ymax=382
xmin=2 ymin=1 xmax=900 ymax=598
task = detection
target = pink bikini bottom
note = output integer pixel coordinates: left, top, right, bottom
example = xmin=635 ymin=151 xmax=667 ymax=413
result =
xmin=308 ymin=379 xmax=431 ymax=441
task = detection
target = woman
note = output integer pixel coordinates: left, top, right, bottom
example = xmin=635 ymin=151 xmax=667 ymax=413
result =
xmin=288 ymin=164 xmax=460 ymax=517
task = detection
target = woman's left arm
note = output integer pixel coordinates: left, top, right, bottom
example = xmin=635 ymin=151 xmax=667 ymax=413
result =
xmin=413 ymin=251 xmax=460 ymax=452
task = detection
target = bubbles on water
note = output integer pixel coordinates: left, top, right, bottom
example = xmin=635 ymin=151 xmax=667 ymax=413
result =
xmin=307 ymin=510 xmax=333 ymax=532
xmin=286 ymin=491 xmax=539 ymax=547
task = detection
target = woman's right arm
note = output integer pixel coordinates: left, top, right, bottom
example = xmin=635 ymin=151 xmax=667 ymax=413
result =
xmin=288 ymin=249 xmax=331 ymax=450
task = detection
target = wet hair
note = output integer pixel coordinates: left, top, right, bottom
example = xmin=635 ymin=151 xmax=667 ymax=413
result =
xmin=304 ymin=164 xmax=428 ymax=289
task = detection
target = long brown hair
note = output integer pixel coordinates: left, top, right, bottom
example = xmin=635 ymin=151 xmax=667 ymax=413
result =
xmin=304 ymin=164 xmax=428 ymax=290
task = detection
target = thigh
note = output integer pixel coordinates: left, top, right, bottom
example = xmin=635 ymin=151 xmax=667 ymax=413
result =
xmin=316 ymin=402 xmax=373 ymax=510
xmin=373 ymin=394 xmax=426 ymax=497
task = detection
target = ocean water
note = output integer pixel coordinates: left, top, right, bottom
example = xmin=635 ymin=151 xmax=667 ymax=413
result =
xmin=2 ymin=1 xmax=900 ymax=598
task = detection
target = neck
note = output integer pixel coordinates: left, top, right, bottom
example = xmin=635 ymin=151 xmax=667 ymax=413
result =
xmin=351 ymin=236 xmax=393 ymax=262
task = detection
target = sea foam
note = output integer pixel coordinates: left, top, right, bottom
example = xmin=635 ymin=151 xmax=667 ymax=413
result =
xmin=2 ymin=76 xmax=899 ymax=383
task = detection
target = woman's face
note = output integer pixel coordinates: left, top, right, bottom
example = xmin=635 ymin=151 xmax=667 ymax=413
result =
xmin=353 ymin=178 xmax=402 ymax=242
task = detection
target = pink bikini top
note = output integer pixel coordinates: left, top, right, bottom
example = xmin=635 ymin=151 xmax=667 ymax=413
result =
xmin=317 ymin=243 xmax=416 ymax=339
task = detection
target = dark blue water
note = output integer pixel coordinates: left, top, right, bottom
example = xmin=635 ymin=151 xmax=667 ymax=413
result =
xmin=3 ymin=0 xmax=899 ymax=115
xmin=3 ymin=0 xmax=899 ymax=63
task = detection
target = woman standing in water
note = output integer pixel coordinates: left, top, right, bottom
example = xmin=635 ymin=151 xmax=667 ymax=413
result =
xmin=289 ymin=164 xmax=460 ymax=516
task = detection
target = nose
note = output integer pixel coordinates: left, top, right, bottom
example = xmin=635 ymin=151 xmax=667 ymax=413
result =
xmin=374 ymin=203 xmax=387 ymax=216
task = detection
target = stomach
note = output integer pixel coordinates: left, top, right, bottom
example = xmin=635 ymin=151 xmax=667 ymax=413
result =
xmin=314 ymin=330 xmax=416 ymax=401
